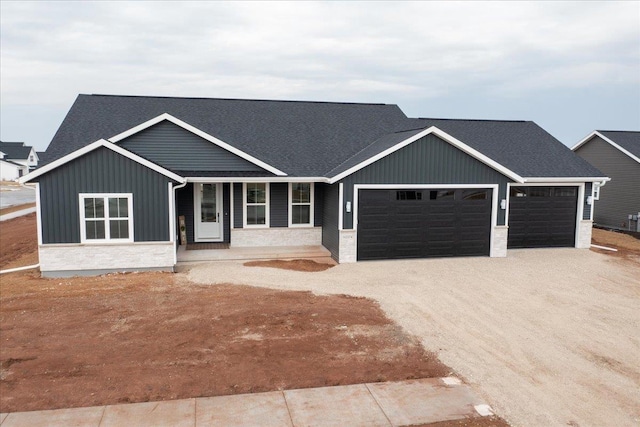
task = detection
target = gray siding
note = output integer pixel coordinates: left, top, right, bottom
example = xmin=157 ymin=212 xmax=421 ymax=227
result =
xmin=321 ymin=183 xmax=340 ymax=261
xmin=223 ymin=183 xmax=231 ymax=241
xmin=119 ymin=120 xmax=266 ymax=173
xmin=233 ymin=183 xmax=243 ymax=228
xmin=575 ymin=136 xmax=639 ymax=228
xmin=339 ymin=133 xmax=512 ymax=229
xmin=37 ymin=147 xmax=172 ymax=244
xmin=270 ymin=183 xmax=288 ymax=227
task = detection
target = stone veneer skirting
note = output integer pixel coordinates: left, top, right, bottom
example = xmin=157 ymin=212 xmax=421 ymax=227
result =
xmin=38 ymin=242 xmax=175 ymax=277
xmin=576 ymin=220 xmax=593 ymax=249
xmin=230 ymin=227 xmax=322 ymax=247
xmin=491 ymin=225 xmax=508 ymax=257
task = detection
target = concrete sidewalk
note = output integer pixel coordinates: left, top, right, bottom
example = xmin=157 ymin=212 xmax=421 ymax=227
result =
xmin=0 ymin=207 xmax=36 ymax=222
xmin=0 ymin=378 xmax=494 ymax=427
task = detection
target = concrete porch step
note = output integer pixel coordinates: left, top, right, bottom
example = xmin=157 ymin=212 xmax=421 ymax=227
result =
xmin=176 ymin=245 xmax=333 ymax=263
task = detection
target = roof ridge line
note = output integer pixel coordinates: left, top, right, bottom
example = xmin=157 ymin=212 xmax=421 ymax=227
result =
xmin=415 ymin=117 xmax=528 ymax=123
xmin=84 ymin=93 xmax=392 ymax=107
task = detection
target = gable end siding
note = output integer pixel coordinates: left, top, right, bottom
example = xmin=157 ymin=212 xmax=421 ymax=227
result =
xmin=339 ymin=133 xmax=512 ymax=229
xmin=118 ymin=120 xmax=267 ymax=173
xmin=37 ymin=147 xmax=172 ymax=244
xmin=575 ymin=136 xmax=640 ymax=227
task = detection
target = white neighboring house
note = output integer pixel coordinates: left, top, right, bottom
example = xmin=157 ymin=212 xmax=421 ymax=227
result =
xmin=0 ymin=142 xmax=39 ymax=181
xmin=0 ymin=151 xmax=29 ymax=181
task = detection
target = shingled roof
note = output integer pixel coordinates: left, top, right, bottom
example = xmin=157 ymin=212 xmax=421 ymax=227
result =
xmin=44 ymin=94 xmax=604 ymax=179
xmin=0 ymin=141 xmax=33 ymax=160
xmin=598 ymin=131 xmax=640 ymax=159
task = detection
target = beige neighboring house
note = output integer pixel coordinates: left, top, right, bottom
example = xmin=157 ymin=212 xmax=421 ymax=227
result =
xmin=572 ymin=131 xmax=640 ymax=232
xmin=0 ymin=142 xmax=38 ymax=181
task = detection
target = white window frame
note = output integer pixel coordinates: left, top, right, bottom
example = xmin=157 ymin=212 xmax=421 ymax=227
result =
xmin=79 ymin=193 xmax=134 ymax=243
xmin=243 ymin=183 xmax=270 ymax=228
xmin=288 ymin=182 xmax=314 ymax=227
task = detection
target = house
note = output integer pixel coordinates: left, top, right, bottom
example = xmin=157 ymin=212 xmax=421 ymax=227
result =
xmin=20 ymin=94 xmax=608 ymax=277
xmin=1 ymin=150 xmax=29 ymax=181
xmin=0 ymin=141 xmax=39 ymax=171
xmin=572 ymin=131 xmax=640 ymax=231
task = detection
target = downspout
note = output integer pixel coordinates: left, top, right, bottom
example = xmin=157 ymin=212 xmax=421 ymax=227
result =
xmin=172 ymin=180 xmax=188 ymax=265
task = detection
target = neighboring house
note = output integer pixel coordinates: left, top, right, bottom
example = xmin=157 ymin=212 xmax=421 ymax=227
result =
xmin=20 ymin=94 xmax=608 ymax=277
xmin=572 ymin=131 xmax=640 ymax=231
xmin=0 ymin=141 xmax=39 ymax=170
xmin=0 ymin=150 xmax=29 ymax=181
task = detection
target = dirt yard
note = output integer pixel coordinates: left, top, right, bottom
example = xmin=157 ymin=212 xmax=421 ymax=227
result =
xmin=0 ymin=212 xmax=38 ymax=270
xmin=591 ymin=227 xmax=640 ymax=265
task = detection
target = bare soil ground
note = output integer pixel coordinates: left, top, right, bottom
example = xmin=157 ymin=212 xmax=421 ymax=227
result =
xmin=244 ymin=259 xmax=334 ymax=272
xmin=591 ymin=227 xmax=640 ymax=265
xmin=0 ymin=212 xmax=38 ymax=270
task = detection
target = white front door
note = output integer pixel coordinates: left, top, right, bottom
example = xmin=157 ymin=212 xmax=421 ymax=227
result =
xmin=194 ymin=183 xmax=223 ymax=242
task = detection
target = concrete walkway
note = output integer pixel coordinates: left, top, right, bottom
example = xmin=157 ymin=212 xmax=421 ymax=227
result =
xmin=0 ymin=378 xmax=493 ymax=427
xmin=0 ymin=207 xmax=36 ymax=222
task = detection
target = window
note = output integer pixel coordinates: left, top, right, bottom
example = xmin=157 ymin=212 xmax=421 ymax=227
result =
xmin=79 ymin=194 xmax=133 ymax=243
xmin=289 ymin=183 xmax=314 ymax=226
xmin=554 ymin=187 xmax=577 ymax=197
xmin=430 ymin=190 xmax=455 ymax=200
xmin=244 ymin=183 xmax=269 ymax=227
xmin=462 ymin=189 xmax=488 ymax=200
xmin=396 ymin=191 xmax=422 ymax=201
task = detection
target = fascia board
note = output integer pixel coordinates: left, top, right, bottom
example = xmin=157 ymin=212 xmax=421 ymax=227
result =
xmin=108 ymin=113 xmax=288 ymax=176
xmin=572 ymin=131 xmax=640 ymax=164
xmin=19 ymin=139 xmax=186 ymax=184
xmin=328 ymin=126 xmax=525 ymax=184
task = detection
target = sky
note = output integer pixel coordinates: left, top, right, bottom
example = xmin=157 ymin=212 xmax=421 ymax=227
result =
xmin=1 ymin=1 xmax=639 ymax=152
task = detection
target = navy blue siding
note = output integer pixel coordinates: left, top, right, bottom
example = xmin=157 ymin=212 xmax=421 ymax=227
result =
xmin=270 ymin=183 xmax=288 ymax=227
xmin=233 ymin=183 xmax=243 ymax=228
xmin=37 ymin=147 xmax=172 ymax=244
xmin=322 ymin=183 xmax=340 ymax=260
xmin=314 ymin=183 xmax=324 ymax=227
xmin=119 ymin=120 xmax=266 ymax=173
xmin=176 ymin=183 xmax=195 ymax=244
xmin=339 ymin=134 xmax=512 ymax=229
xmin=223 ymin=183 xmax=231 ymax=241
xmin=584 ymin=182 xmax=592 ymax=220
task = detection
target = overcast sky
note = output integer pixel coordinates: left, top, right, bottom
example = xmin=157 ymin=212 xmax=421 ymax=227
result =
xmin=1 ymin=1 xmax=638 ymax=151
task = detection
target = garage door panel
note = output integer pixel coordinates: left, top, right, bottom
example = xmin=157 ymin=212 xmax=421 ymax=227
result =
xmin=357 ymin=188 xmax=492 ymax=261
xmin=507 ymin=186 xmax=577 ymax=249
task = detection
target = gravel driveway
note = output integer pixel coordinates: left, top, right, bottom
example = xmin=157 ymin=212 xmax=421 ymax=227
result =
xmin=183 ymin=249 xmax=640 ymax=427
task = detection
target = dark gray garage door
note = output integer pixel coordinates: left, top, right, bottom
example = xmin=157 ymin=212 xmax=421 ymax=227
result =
xmin=357 ymin=188 xmax=492 ymax=261
xmin=507 ymin=186 xmax=578 ymax=248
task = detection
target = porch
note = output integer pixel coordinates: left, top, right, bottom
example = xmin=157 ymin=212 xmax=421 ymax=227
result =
xmin=176 ymin=244 xmax=334 ymax=264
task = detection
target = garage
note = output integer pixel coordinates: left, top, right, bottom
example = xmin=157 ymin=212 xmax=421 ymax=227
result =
xmin=357 ymin=188 xmax=493 ymax=260
xmin=507 ymin=186 xmax=578 ymax=248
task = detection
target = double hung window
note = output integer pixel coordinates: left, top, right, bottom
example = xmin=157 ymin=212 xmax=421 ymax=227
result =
xmin=244 ymin=183 xmax=269 ymax=227
xmin=80 ymin=194 xmax=133 ymax=242
xmin=289 ymin=183 xmax=314 ymax=226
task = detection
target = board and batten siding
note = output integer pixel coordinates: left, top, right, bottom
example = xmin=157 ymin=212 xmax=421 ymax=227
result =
xmin=575 ymin=136 xmax=639 ymax=228
xmin=338 ymin=133 xmax=512 ymax=229
xmin=36 ymin=147 xmax=173 ymax=244
xmin=119 ymin=120 xmax=266 ymax=173
xmin=321 ymin=183 xmax=340 ymax=260
xmin=176 ymin=183 xmax=231 ymax=243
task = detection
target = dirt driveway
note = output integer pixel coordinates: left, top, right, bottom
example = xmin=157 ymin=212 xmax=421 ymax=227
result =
xmin=185 ymin=249 xmax=640 ymax=427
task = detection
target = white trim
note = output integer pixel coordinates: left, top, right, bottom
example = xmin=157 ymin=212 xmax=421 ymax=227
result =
xmin=171 ymin=180 xmax=187 ymax=265
xmin=168 ymin=182 xmax=175 ymax=244
xmin=79 ymin=193 xmax=134 ymax=244
xmin=185 ymin=176 xmax=326 ymax=183
xmin=338 ymin=182 xmax=344 ymax=230
xmin=35 ymin=183 xmax=43 ymax=245
xmin=329 ymin=127 xmax=525 ymax=184
xmin=288 ymin=182 xmax=315 ymax=227
xmin=243 ymin=182 xmax=270 ymax=228
xmin=352 ymin=184 xmax=499 ymax=262
xmin=522 ymin=177 xmax=610 ymax=183
xmin=572 ymin=131 xmax=640 ymax=164
xmin=109 ymin=113 xmax=287 ymax=176
xmin=19 ymin=139 xmax=186 ymax=184
xmin=230 ymin=183 xmax=235 ymax=230
xmin=194 ymin=183 xmax=224 ymax=242
xmin=576 ymin=184 xmax=585 ymax=246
